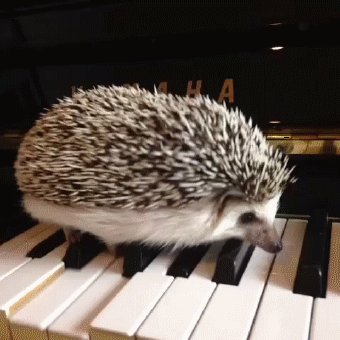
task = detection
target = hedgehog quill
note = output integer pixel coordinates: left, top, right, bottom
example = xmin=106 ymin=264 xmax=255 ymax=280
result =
xmin=15 ymin=85 xmax=296 ymax=254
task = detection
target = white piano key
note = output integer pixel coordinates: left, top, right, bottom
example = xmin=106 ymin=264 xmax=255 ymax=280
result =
xmin=0 ymin=224 xmax=66 ymax=281
xmin=43 ymin=242 xmax=68 ymax=260
xmin=143 ymin=248 xmax=181 ymax=274
xmin=48 ymin=257 xmax=126 ymax=340
xmin=0 ymin=223 xmax=49 ymax=255
xmin=90 ymin=272 xmax=173 ymax=340
xmin=9 ymin=252 xmax=114 ymax=340
xmin=135 ymin=243 xmax=223 ymax=340
xmin=190 ymin=241 xmax=225 ymax=280
xmin=137 ymin=278 xmax=215 ymax=340
xmin=310 ymin=223 xmax=340 ymax=340
xmin=0 ymin=255 xmax=31 ymax=281
xmin=90 ymin=250 xmax=177 ymax=340
xmin=190 ymin=218 xmax=287 ymax=340
xmin=249 ymin=219 xmax=313 ymax=340
xmin=0 ymin=242 xmax=67 ymax=284
xmin=0 ymin=257 xmax=64 ymax=339
xmin=5 ymin=225 xmax=60 ymax=257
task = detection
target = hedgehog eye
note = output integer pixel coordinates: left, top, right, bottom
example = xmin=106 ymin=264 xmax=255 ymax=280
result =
xmin=240 ymin=212 xmax=257 ymax=224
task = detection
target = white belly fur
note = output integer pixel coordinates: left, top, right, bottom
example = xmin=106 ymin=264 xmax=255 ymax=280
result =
xmin=22 ymin=195 xmax=226 ymax=247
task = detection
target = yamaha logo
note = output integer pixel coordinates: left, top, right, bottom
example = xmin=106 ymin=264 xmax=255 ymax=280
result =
xmin=72 ymin=79 xmax=234 ymax=104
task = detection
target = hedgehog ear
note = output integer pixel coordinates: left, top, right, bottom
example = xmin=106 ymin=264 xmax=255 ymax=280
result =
xmin=224 ymin=188 xmax=246 ymax=199
xmin=214 ymin=188 xmax=246 ymax=202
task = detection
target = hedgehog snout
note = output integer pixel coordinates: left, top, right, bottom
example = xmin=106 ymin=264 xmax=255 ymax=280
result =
xmin=245 ymin=221 xmax=282 ymax=254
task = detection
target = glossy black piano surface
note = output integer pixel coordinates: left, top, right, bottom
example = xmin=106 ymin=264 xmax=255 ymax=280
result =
xmin=1 ymin=1 xmax=340 ymax=243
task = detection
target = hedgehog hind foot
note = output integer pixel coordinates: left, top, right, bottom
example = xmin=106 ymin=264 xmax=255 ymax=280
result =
xmin=63 ymin=227 xmax=81 ymax=244
xmin=63 ymin=226 xmax=119 ymax=257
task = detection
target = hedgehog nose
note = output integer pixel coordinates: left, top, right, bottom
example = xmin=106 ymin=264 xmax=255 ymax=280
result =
xmin=272 ymin=240 xmax=283 ymax=253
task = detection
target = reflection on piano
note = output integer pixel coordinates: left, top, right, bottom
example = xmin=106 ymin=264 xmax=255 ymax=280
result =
xmin=1 ymin=2 xmax=340 ymax=339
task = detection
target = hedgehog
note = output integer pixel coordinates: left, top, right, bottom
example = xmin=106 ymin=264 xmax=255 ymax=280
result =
xmin=14 ymin=84 xmax=296 ymax=254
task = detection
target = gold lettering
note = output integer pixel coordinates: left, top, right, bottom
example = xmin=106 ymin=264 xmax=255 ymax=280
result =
xmin=123 ymin=82 xmax=139 ymax=88
xmin=187 ymin=80 xmax=202 ymax=97
xmin=157 ymin=81 xmax=168 ymax=94
xmin=72 ymin=80 xmax=235 ymax=104
xmin=218 ymin=79 xmax=234 ymax=104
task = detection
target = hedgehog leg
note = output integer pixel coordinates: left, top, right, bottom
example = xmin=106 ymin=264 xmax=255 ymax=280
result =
xmin=62 ymin=227 xmax=80 ymax=243
xmin=106 ymin=243 xmax=119 ymax=256
xmin=62 ymin=228 xmax=106 ymax=269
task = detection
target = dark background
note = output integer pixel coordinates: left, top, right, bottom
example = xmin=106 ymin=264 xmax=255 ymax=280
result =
xmin=1 ymin=2 xmax=340 ymax=132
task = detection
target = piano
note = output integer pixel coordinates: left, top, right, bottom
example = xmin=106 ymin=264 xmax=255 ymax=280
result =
xmin=1 ymin=1 xmax=339 ymax=339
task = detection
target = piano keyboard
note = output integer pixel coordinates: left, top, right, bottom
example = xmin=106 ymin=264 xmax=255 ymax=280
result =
xmin=0 ymin=217 xmax=339 ymax=340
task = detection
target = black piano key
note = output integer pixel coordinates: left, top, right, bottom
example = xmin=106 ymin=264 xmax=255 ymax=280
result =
xmin=212 ymin=239 xmax=255 ymax=286
xmin=293 ymin=209 xmax=331 ymax=298
xmin=166 ymin=245 xmax=210 ymax=278
xmin=26 ymin=229 xmax=66 ymax=258
xmin=122 ymin=243 xmax=162 ymax=278
xmin=62 ymin=232 xmax=106 ymax=269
